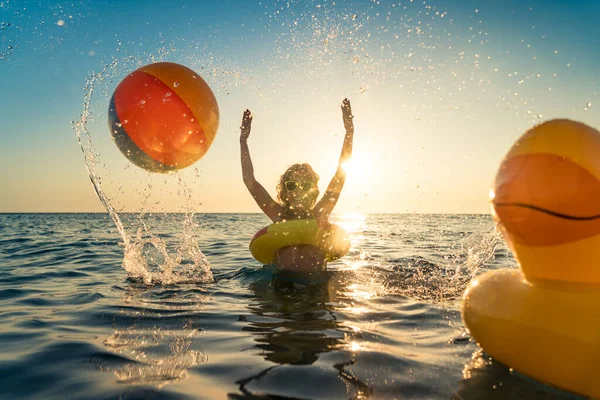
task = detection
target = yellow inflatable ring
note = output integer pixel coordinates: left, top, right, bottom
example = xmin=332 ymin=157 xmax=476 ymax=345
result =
xmin=462 ymin=269 xmax=600 ymax=397
xmin=249 ymin=219 xmax=350 ymax=264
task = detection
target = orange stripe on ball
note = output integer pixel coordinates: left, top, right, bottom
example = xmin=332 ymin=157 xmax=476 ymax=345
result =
xmin=139 ymin=62 xmax=219 ymax=149
xmin=113 ymin=70 xmax=207 ymax=168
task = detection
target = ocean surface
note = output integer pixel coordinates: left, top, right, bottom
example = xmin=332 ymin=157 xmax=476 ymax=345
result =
xmin=0 ymin=213 xmax=581 ymax=399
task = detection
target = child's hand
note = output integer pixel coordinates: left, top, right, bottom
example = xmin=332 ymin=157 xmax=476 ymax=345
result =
xmin=240 ymin=109 xmax=253 ymax=141
xmin=341 ymin=98 xmax=354 ymax=133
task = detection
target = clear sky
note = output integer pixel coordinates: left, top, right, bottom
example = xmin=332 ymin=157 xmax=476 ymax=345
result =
xmin=1 ymin=0 xmax=599 ymax=213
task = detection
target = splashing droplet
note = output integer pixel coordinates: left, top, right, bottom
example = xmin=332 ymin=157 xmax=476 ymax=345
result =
xmin=174 ymin=81 xmax=180 ymax=87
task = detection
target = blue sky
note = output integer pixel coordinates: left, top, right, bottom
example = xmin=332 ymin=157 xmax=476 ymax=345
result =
xmin=1 ymin=0 xmax=599 ymax=213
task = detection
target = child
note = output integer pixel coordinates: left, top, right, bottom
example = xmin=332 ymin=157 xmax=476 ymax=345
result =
xmin=240 ymin=99 xmax=354 ymax=271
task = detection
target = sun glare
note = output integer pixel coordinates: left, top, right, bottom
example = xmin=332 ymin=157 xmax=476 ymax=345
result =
xmin=341 ymin=153 xmax=373 ymax=180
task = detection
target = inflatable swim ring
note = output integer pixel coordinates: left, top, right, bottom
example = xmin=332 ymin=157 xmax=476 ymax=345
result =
xmin=249 ymin=219 xmax=350 ymax=264
xmin=462 ymin=119 xmax=600 ymax=398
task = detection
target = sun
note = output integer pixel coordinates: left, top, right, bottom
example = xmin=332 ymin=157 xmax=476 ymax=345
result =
xmin=341 ymin=152 xmax=373 ymax=180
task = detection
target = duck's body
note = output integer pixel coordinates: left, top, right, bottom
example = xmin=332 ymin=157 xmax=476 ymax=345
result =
xmin=463 ymin=269 xmax=600 ymax=397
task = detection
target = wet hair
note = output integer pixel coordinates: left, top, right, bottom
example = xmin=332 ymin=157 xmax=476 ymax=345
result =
xmin=277 ymin=163 xmax=320 ymax=218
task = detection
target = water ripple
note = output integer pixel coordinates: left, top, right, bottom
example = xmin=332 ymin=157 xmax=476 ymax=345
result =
xmin=0 ymin=213 xmax=572 ymax=399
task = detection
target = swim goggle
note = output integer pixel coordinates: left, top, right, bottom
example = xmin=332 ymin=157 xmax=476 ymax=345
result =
xmin=284 ymin=180 xmax=316 ymax=191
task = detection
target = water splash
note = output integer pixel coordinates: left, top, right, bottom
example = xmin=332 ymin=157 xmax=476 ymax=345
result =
xmin=349 ymin=215 xmax=506 ymax=303
xmin=455 ymin=226 xmax=505 ymax=277
xmin=393 ymin=227 xmax=504 ymax=303
xmin=73 ymin=57 xmax=212 ymax=285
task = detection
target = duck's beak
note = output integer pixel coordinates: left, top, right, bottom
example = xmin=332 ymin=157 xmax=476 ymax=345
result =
xmin=492 ymin=152 xmax=600 ymax=247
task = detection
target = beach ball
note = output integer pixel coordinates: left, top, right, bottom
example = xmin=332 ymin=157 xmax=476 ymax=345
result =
xmin=108 ymin=62 xmax=219 ymax=173
xmin=491 ymin=119 xmax=600 ymax=283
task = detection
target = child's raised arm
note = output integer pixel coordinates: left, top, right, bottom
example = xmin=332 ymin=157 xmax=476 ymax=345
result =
xmin=240 ymin=110 xmax=284 ymax=222
xmin=314 ymin=99 xmax=354 ymax=220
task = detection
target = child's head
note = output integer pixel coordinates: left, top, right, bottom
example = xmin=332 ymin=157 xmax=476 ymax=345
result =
xmin=277 ymin=163 xmax=320 ymax=213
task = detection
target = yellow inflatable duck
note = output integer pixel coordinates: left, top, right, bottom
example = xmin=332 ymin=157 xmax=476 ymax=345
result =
xmin=462 ymin=119 xmax=600 ymax=398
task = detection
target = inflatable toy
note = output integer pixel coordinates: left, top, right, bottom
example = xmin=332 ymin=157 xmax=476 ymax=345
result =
xmin=462 ymin=119 xmax=600 ymax=398
xmin=250 ymin=220 xmax=350 ymax=264
xmin=108 ymin=62 xmax=219 ymax=173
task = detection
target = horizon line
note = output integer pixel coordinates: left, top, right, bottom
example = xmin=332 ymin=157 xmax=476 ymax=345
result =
xmin=0 ymin=211 xmax=492 ymax=215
